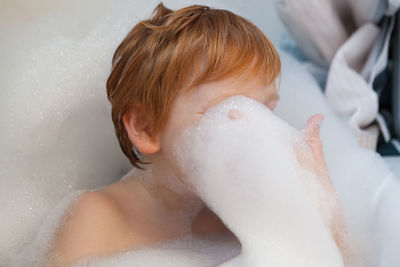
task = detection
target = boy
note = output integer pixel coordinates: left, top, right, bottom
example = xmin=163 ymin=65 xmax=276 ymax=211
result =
xmin=48 ymin=2 xmax=342 ymax=266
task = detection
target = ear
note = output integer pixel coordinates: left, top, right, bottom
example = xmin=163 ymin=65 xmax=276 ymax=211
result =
xmin=122 ymin=105 xmax=160 ymax=154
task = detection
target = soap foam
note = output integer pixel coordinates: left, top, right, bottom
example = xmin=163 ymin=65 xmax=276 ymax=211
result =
xmin=0 ymin=0 xmax=233 ymax=265
xmin=274 ymin=52 xmax=398 ymax=267
xmin=173 ymin=95 xmax=344 ymax=267
xmin=74 ymin=234 xmax=241 ymax=267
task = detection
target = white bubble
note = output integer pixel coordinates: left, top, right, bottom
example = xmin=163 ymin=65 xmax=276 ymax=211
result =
xmin=173 ymin=95 xmax=344 ymax=267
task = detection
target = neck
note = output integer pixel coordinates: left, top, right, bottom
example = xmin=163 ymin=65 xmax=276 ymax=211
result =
xmin=142 ymin=155 xmax=202 ymax=212
xmin=142 ymin=155 xmax=231 ymax=236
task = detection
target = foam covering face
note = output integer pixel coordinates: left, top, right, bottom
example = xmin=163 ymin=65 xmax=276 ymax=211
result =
xmin=172 ymin=95 xmax=345 ymax=267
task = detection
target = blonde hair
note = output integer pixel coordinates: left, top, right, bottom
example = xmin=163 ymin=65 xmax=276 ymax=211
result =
xmin=106 ymin=2 xmax=281 ymax=169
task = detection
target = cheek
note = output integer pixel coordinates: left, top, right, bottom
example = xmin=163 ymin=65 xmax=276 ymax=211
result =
xmin=268 ymin=99 xmax=279 ymax=111
xmin=159 ymin=113 xmax=200 ymax=154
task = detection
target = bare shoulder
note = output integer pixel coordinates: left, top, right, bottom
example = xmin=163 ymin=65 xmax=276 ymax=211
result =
xmin=48 ymin=190 xmax=143 ymax=266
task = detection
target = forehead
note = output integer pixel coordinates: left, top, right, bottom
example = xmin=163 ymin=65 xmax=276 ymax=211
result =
xmin=194 ymin=74 xmax=277 ymax=99
xmin=178 ymin=74 xmax=278 ymax=115
xmin=177 ymin=55 xmax=280 ymax=112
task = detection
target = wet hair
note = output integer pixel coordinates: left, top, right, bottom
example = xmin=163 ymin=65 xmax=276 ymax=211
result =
xmin=106 ymin=2 xmax=281 ymax=169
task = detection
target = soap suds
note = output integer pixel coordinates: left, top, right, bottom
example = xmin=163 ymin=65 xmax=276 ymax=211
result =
xmin=173 ymin=95 xmax=344 ymax=267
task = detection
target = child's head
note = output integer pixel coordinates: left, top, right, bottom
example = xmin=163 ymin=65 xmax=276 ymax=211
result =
xmin=106 ymin=2 xmax=281 ymax=169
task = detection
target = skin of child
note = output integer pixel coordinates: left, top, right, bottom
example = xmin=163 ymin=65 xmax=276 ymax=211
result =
xmin=47 ymin=70 xmax=347 ymax=266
